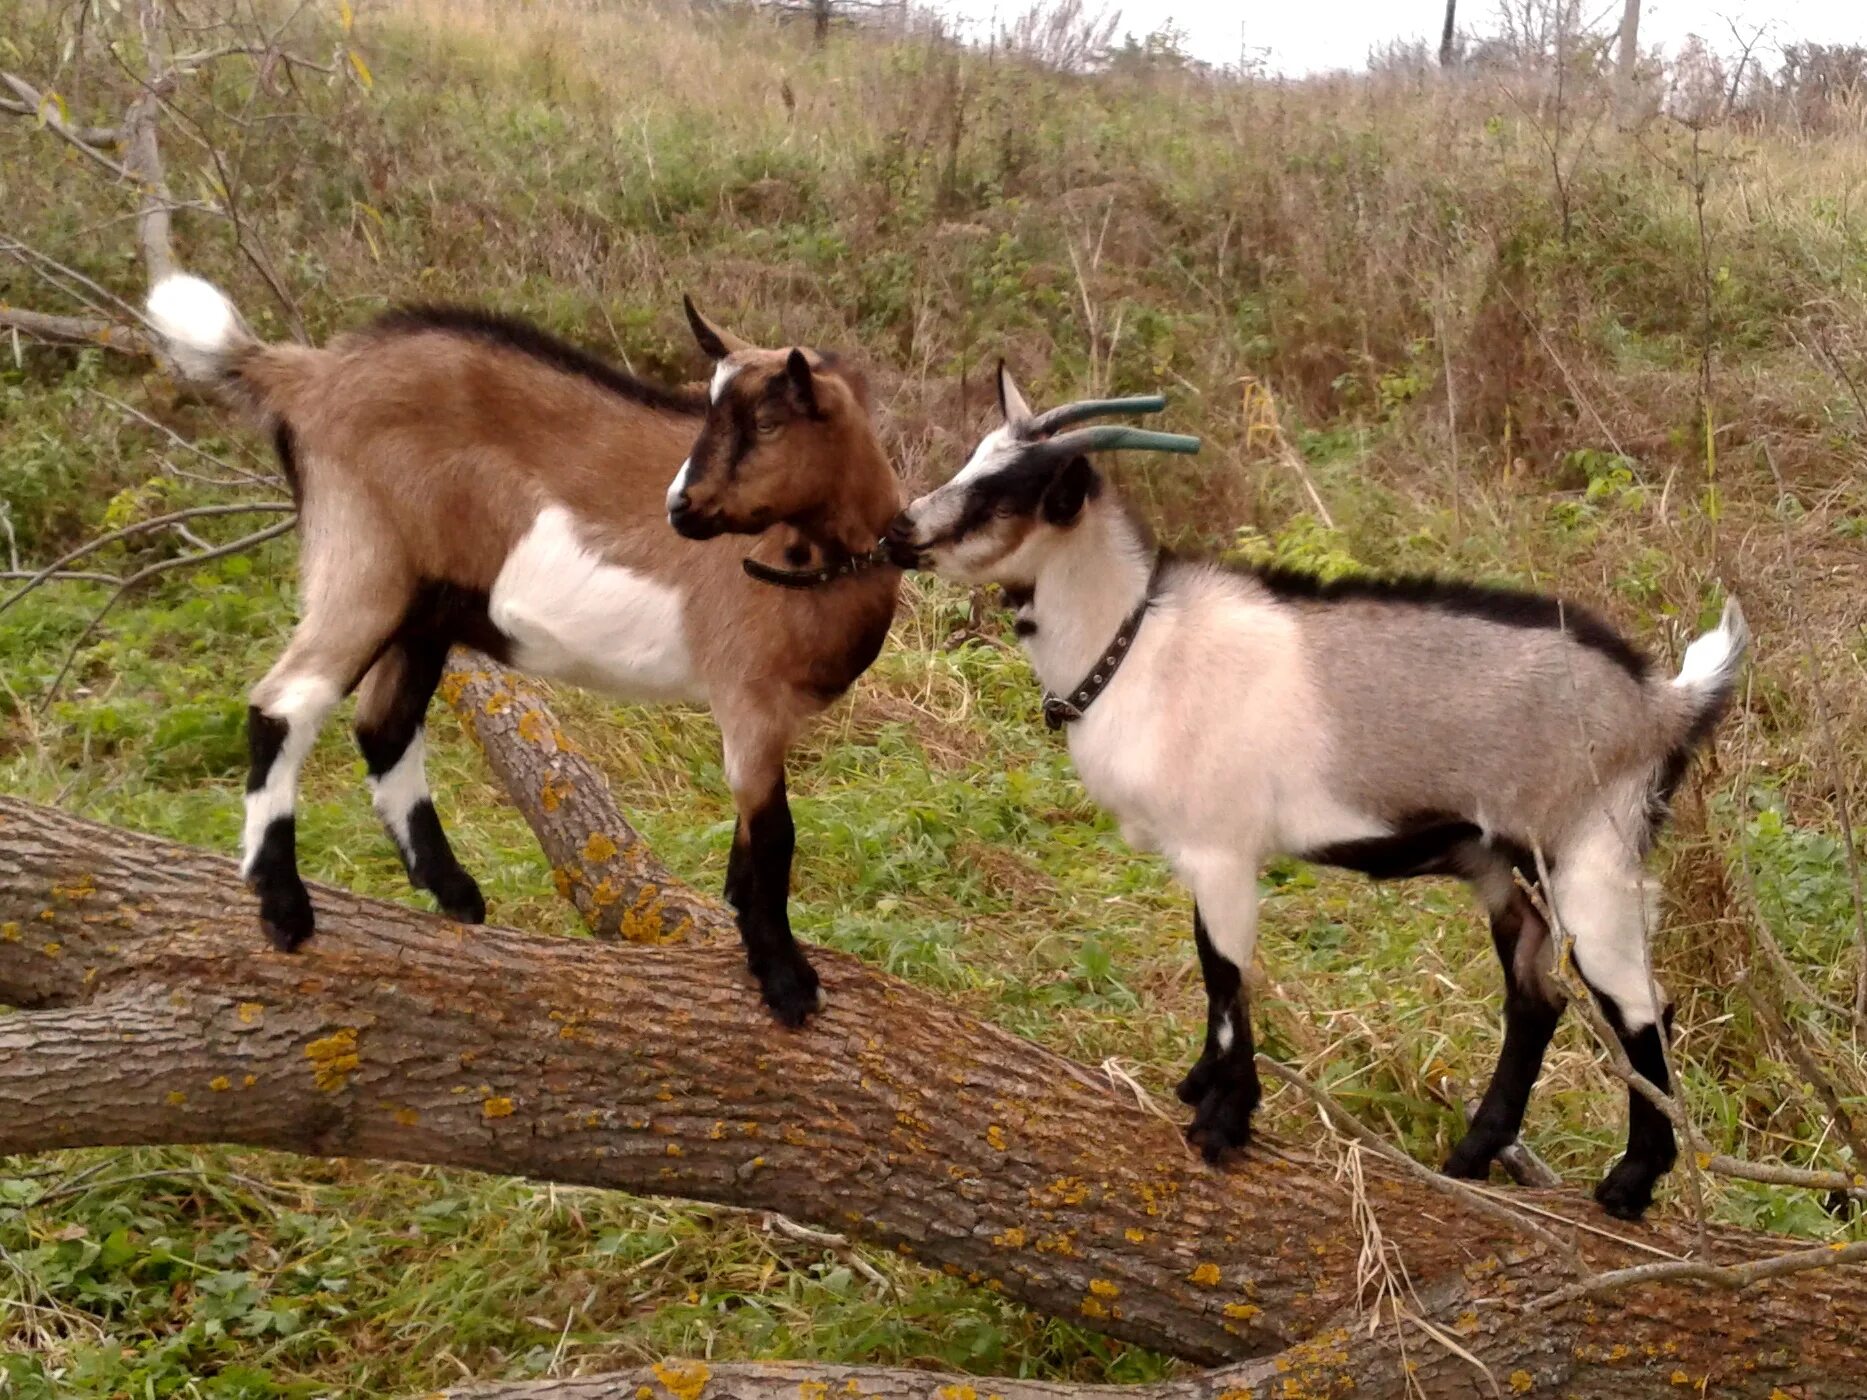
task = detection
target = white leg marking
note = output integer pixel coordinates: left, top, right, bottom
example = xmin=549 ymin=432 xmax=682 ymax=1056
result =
xmin=1216 ymin=1018 xmax=1236 ymax=1051
xmin=241 ymin=675 xmax=340 ymax=876
xmin=1552 ymin=824 xmax=1664 ymax=1031
xmin=368 ymin=728 xmax=430 ymax=855
xmin=491 ymin=506 xmax=702 ymax=703
xmin=1181 ymin=852 xmax=1262 ymax=976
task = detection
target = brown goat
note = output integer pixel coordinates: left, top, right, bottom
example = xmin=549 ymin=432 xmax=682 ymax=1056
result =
xmin=146 ymin=274 xmax=902 ymax=1023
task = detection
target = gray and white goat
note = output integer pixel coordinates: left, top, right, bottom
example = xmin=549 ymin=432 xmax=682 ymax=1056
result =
xmin=884 ymin=367 xmax=1748 ymax=1219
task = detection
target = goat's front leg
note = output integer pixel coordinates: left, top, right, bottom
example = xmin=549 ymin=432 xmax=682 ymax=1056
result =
xmin=1179 ymin=858 xmax=1262 ymax=1163
xmin=719 ymin=714 xmax=821 ymax=1026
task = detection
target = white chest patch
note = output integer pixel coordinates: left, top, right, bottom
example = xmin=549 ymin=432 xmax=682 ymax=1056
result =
xmin=491 ymin=506 xmax=704 ymax=704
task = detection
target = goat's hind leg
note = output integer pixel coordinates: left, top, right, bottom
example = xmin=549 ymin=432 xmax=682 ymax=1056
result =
xmin=1444 ymin=853 xmax=1566 ymax=1180
xmin=245 ymin=631 xmax=394 ymax=950
xmin=245 ymin=537 xmax=408 ymax=952
xmin=1553 ymin=826 xmax=1676 ymax=1220
xmin=354 ymin=638 xmax=485 ymax=923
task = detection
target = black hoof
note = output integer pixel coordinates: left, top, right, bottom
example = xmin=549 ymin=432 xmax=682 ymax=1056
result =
xmin=753 ymin=952 xmax=823 ymax=1028
xmin=426 ymin=866 xmax=487 ymax=925
xmin=1594 ymin=1158 xmax=1661 ymax=1221
xmin=1186 ymin=1080 xmax=1258 ymax=1164
xmin=1176 ymin=1057 xmax=1221 ymax=1107
xmin=257 ymin=880 xmax=315 ymax=953
xmin=1442 ymin=1132 xmax=1503 ymax=1181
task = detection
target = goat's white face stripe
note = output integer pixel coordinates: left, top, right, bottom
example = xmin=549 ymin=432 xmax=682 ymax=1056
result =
xmin=951 ymin=425 xmax=1019 ymax=486
xmin=368 ymin=729 xmax=430 ymax=854
xmin=710 ymin=361 xmax=740 ymax=404
xmin=492 ymin=505 xmax=703 ymax=705
xmin=240 ymin=675 xmax=340 ymax=875
xmin=666 ymin=457 xmax=693 ymax=514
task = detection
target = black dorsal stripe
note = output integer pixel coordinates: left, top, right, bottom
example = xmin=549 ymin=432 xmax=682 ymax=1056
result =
xmin=1241 ymin=564 xmax=1652 ymax=682
xmin=371 ymin=305 xmax=706 ymax=417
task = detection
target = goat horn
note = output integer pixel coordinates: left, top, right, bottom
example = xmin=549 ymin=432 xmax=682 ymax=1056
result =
xmin=1023 ymin=394 xmax=1170 ymax=437
xmin=1040 ymin=425 xmax=1202 ymax=457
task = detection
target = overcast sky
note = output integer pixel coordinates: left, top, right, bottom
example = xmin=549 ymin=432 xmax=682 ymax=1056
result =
xmin=932 ymin=0 xmax=1865 ymax=75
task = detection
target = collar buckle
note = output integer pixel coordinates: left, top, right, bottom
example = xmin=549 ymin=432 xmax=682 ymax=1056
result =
xmin=1042 ymin=694 xmax=1084 ymax=730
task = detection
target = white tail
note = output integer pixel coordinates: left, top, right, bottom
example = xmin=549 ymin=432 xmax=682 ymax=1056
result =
xmin=1673 ymin=596 xmax=1749 ymax=699
xmin=146 ymin=274 xmax=248 ymax=382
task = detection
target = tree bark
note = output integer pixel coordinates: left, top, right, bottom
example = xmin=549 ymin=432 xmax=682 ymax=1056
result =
xmin=5 ymin=798 xmax=1867 ymax=1397
xmin=1438 ymin=0 xmax=1457 ymax=68
xmin=439 ymin=656 xmax=721 ymax=945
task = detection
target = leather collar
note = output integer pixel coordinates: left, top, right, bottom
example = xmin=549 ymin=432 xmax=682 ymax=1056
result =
xmin=1041 ymin=583 xmax=1153 ymax=730
xmin=742 ymin=541 xmax=893 ymax=589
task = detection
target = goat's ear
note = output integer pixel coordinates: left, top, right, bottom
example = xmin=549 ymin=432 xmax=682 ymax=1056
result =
xmin=684 ymin=294 xmax=748 ymax=361
xmin=1041 ymin=455 xmax=1096 ymax=526
xmin=784 ymin=348 xmax=823 ymax=418
xmin=998 ymin=360 xmax=1034 ymax=430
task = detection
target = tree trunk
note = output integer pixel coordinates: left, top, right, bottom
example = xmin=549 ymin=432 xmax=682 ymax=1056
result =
xmin=1439 ymin=0 xmax=1457 ymax=68
xmin=5 ymin=798 xmax=1867 ymax=1397
xmin=1615 ymin=0 xmax=1641 ymax=114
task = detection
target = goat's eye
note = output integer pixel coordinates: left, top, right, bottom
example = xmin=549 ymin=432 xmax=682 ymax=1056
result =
xmin=755 ymin=418 xmax=785 ymax=438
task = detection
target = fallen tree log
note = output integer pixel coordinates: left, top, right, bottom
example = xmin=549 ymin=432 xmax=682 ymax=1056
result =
xmin=5 ymin=798 xmax=1867 ymax=1397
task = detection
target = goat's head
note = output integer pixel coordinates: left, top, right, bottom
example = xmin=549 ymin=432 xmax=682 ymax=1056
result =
xmin=884 ymin=364 xmax=1199 ymax=585
xmin=666 ymin=296 xmax=879 ymax=542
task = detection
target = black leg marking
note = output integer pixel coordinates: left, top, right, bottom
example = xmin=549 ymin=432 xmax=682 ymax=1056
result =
xmin=404 ymin=799 xmax=486 ymax=923
xmin=1182 ymin=906 xmax=1261 ymax=1163
xmin=356 ymin=640 xmax=484 ymax=925
xmin=1445 ymin=887 xmax=1564 ymax=1180
xmin=725 ymin=783 xmax=821 ymax=1027
xmin=249 ymin=815 xmax=314 ymax=951
xmin=1592 ymin=1003 xmax=1677 ymax=1221
xmin=245 ymin=705 xmax=314 ymax=951
xmin=246 ymin=705 xmax=288 ymax=792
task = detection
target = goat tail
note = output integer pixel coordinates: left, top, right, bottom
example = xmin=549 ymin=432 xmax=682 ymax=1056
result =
xmin=1657 ymin=595 xmax=1749 ymax=758
xmin=1673 ymin=597 xmax=1749 ymax=711
xmin=145 ymin=274 xmax=320 ymax=422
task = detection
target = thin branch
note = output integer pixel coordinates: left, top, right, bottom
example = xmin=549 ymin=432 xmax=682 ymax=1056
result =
xmin=0 ymin=71 xmax=142 ymax=181
xmin=36 ymin=517 xmax=296 ymax=708
xmin=0 ymin=502 xmax=295 ymax=621
xmin=0 ymin=306 xmax=145 ymax=352
xmin=1532 ymin=1239 xmax=1867 ymax=1311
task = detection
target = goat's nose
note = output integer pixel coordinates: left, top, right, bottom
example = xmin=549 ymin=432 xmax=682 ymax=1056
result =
xmin=882 ymin=511 xmax=923 ymax=568
xmin=665 ymin=459 xmax=695 ymax=516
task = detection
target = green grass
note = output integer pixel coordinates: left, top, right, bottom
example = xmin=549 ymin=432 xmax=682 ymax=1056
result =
xmin=5 ymin=0 xmax=1867 ymax=1392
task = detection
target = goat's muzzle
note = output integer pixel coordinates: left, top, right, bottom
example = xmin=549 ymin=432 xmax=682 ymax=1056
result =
xmin=882 ymin=513 xmax=924 ymax=569
xmin=668 ymin=499 xmax=726 ymax=540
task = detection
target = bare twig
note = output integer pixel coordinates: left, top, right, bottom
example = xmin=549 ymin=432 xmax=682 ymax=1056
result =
xmin=0 ymin=503 xmax=295 ymax=621
xmin=0 ymin=71 xmax=140 ymax=180
xmin=0 ymin=306 xmax=145 ymax=352
xmin=1532 ymin=1239 xmax=1867 ymax=1311
xmin=36 ymin=517 xmax=296 ymax=708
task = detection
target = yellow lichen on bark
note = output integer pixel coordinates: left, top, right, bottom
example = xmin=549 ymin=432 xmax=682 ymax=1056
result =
xmin=650 ymin=1359 xmax=711 ymax=1400
xmin=582 ymin=832 xmax=619 ymax=863
xmin=1190 ymin=1262 xmax=1222 ymax=1286
xmin=517 ymin=710 xmax=551 ymax=745
xmin=304 ymin=1027 xmax=361 ymax=1092
xmin=483 ymin=1097 xmax=516 ymax=1119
